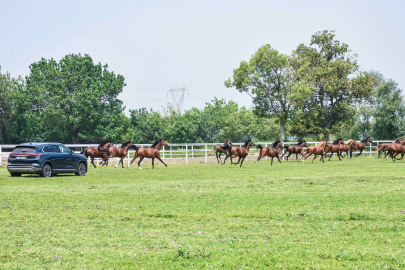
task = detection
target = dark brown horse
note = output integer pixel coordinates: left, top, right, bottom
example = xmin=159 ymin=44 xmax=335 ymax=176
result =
xmin=208 ymin=138 xmax=233 ymax=163
xmin=350 ymin=137 xmax=373 ymax=157
xmin=128 ymin=139 xmax=169 ymax=169
xmin=280 ymin=140 xmax=308 ymax=161
xmin=80 ymin=140 xmax=113 ymax=168
xmin=255 ymin=141 xmax=283 ymax=166
xmin=375 ymin=138 xmax=404 ymax=158
xmin=380 ymin=140 xmax=405 ymax=161
xmin=300 ymin=141 xmax=328 ymax=163
xmin=223 ymin=140 xmax=255 ymax=167
xmin=390 ymin=141 xmax=405 ymax=161
xmin=105 ymin=141 xmax=133 ymax=168
xmin=339 ymin=140 xmax=357 ymax=158
xmin=324 ymin=138 xmax=344 ymax=161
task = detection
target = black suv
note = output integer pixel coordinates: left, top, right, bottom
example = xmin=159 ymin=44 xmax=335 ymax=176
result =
xmin=7 ymin=143 xmax=87 ymax=177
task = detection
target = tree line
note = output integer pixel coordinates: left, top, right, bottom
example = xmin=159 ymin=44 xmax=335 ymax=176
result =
xmin=1 ymin=30 xmax=404 ymax=145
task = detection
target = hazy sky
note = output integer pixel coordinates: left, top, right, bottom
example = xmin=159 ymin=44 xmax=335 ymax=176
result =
xmin=1 ymin=0 xmax=404 ymax=114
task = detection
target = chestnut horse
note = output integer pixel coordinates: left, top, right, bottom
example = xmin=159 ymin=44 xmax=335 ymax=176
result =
xmin=255 ymin=141 xmax=283 ymax=166
xmin=280 ymin=140 xmax=308 ymax=161
xmin=300 ymin=141 xmax=328 ymax=163
xmin=105 ymin=141 xmax=133 ymax=168
xmin=324 ymin=138 xmax=344 ymax=161
xmin=375 ymin=138 xmax=404 ymax=158
xmin=339 ymin=140 xmax=357 ymax=158
xmin=223 ymin=139 xmax=255 ymax=167
xmin=391 ymin=141 xmax=405 ymax=161
xmin=350 ymin=137 xmax=373 ymax=158
xmin=128 ymin=139 xmax=169 ymax=169
xmin=80 ymin=140 xmax=113 ymax=168
xmin=208 ymin=138 xmax=233 ymax=163
xmin=380 ymin=140 xmax=405 ymax=161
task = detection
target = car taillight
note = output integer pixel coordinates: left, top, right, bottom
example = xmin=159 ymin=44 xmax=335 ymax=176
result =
xmin=28 ymin=154 xmax=41 ymax=157
xmin=9 ymin=154 xmax=14 ymax=157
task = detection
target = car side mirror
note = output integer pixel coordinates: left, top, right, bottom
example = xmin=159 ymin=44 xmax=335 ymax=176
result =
xmin=70 ymin=149 xmax=74 ymax=155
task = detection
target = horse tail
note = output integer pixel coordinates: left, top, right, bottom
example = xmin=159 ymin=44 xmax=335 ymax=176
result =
xmin=283 ymin=145 xmax=289 ymax=150
xmin=80 ymin=148 xmax=87 ymax=155
xmin=208 ymin=147 xmax=216 ymax=155
xmin=256 ymin=144 xmax=263 ymax=150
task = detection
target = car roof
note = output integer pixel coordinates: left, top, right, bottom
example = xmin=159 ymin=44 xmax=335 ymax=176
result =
xmin=19 ymin=142 xmax=62 ymax=147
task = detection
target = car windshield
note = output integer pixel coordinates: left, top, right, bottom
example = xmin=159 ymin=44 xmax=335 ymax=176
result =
xmin=11 ymin=146 xmax=37 ymax=154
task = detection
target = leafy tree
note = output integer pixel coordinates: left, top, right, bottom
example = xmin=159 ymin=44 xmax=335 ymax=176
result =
xmin=224 ymin=45 xmax=295 ymax=141
xmin=372 ymin=79 xmax=405 ymax=139
xmin=290 ymin=30 xmax=376 ymax=140
xmin=15 ymin=54 xmax=126 ymax=143
xmin=0 ymin=67 xmax=25 ymax=143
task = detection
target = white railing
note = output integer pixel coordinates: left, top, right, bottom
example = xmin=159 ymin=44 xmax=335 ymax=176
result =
xmin=0 ymin=140 xmax=394 ymax=167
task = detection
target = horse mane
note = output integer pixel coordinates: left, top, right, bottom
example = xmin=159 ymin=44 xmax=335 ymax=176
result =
xmin=256 ymin=144 xmax=263 ymax=150
xmin=361 ymin=137 xmax=370 ymax=143
xmin=332 ymin=138 xmax=342 ymax=145
xmin=317 ymin=141 xmax=327 ymax=146
xmin=297 ymin=140 xmax=304 ymax=144
xmin=128 ymin=145 xmax=139 ymax=151
xmin=272 ymin=141 xmax=281 ymax=148
xmin=98 ymin=140 xmax=111 ymax=147
xmin=151 ymin=139 xmax=163 ymax=148
xmin=243 ymin=140 xmax=251 ymax=147
xmin=120 ymin=141 xmax=132 ymax=147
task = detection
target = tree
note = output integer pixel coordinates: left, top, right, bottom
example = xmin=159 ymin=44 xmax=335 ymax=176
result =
xmin=372 ymin=78 xmax=405 ymax=139
xmin=224 ymin=45 xmax=295 ymax=141
xmin=290 ymin=30 xmax=376 ymax=140
xmin=15 ymin=54 xmax=126 ymax=143
xmin=0 ymin=67 xmax=25 ymax=143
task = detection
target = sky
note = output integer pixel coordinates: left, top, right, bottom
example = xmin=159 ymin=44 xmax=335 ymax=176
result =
xmin=1 ymin=0 xmax=404 ymax=114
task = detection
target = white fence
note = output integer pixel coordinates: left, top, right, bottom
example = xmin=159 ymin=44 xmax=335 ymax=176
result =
xmin=0 ymin=140 xmax=393 ymax=167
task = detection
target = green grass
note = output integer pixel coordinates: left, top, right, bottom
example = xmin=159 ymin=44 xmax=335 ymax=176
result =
xmin=1 ymin=156 xmax=404 ymax=269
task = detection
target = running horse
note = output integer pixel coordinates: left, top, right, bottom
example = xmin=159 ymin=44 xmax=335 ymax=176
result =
xmin=223 ymin=139 xmax=255 ymax=167
xmin=280 ymin=140 xmax=308 ymax=161
xmin=255 ymin=141 xmax=283 ymax=166
xmin=208 ymin=138 xmax=233 ymax=163
xmin=380 ymin=140 xmax=405 ymax=161
xmin=350 ymin=137 xmax=373 ymax=157
xmin=374 ymin=138 xmax=404 ymax=158
xmin=105 ymin=141 xmax=133 ymax=168
xmin=323 ymin=138 xmax=344 ymax=161
xmin=80 ymin=140 xmax=113 ymax=168
xmin=128 ymin=139 xmax=169 ymax=169
xmin=300 ymin=141 xmax=328 ymax=163
xmin=339 ymin=139 xmax=357 ymax=159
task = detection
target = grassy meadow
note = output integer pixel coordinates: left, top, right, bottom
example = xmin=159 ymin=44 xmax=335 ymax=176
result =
xmin=0 ymin=156 xmax=405 ymax=269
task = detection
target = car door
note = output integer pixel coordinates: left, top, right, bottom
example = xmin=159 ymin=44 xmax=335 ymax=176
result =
xmin=42 ymin=145 xmax=62 ymax=170
xmin=58 ymin=145 xmax=75 ymax=170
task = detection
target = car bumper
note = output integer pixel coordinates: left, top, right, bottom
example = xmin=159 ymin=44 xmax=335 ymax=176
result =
xmin=7 ymin=165 xmax=41 ymax=174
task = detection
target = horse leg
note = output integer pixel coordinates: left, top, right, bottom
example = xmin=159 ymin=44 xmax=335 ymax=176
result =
xmin=138 ymin=156 xmax=145 ymax=169
xmin=271 ymin=157 xmax=274 ymax=166
xmin=234 ymin=157 xmax=241 ymax=165
xmin=156 ymin=156 xmax=168 ymax=167
xmin=152 ymin=158 xmax=155 ymax=169
xmin=240 ymin=158 xmax=244 ymax=167
xmin=222 ymin=155 xmax=229 ymax=165
xmin=286 ymin=153 xmax=292 ymax=161
xmin=356 ymin=149 xmax=363 ymax=157
xmin=312 ymin=155 xmax=318 ymax=163
xmin=277 ymin=156 xmax=282 ymax=164
xmin=91 ymin=157 xmax=97 ymax=168
xmin=255 ymin=155 xmax=261 ymax=166
xmin=115 ymin=158 xmax=122 ymax=168
xmin=216 ymin=152 xmax=220 ymax=163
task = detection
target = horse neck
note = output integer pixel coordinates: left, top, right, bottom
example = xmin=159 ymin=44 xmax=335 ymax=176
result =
xmin=153 ymin=142 xmax=163 ymax=150
xmin=244 ymin=143 xmax=252 ymax=151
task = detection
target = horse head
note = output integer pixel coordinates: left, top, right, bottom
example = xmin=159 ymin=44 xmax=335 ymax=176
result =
xmin=226 ymin=138 xmax=233 ymax=146
xmin=121 ymin=141 xmax=133 ymax=148
xmin=161 ymin=139 xmax=169 ymax=146
xmin=367 ymin=137 xmax=373 ymax=143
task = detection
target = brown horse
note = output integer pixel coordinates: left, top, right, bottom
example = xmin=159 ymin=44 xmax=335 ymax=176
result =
xmin=208 ymin=138 xmax=233 ymax=163
xmin=339 ymin=140 xmax=357 ymax=158
xmin=375 ymin=138 xmax=404 ymax=158
xmin=223 ymin=140 xmax=255 ymax=167
xmin=300 ymin=141 xmax=328 ymax=163
xmin=324 ymin=138 xmax=344 ymax=161
xmin=350 ymin=137 xmax=373 ymax=158
xmin=380 ymin=140 xmax=405 ymax=161
xmin=280 ymin=140 xmax=308 ymax=161
xmin=128 ymin=139 xmax=169 ymax=169
xmin=80 ymin=140 xmax=113 ymax=168
xmin=255 ymin=141 xmax=283 ymax=166
xmin=105 ymin=141 xmax=133 ymax=168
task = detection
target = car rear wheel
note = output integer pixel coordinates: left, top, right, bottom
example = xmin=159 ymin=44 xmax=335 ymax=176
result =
xmin=10 ymin=172 xmax=22 ymax=177
xmin=41 ymin=164 xmax=52 ymax=178
xmin=75 ymin=162 xmax=86 ymax=176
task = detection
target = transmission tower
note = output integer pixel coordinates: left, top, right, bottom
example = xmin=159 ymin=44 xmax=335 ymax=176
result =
xmin=167 ymin=86 xmax=189 ymax=113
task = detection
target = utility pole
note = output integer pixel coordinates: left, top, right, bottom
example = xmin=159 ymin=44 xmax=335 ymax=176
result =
xmin=167 ymin=86 xmax=189 ymax=114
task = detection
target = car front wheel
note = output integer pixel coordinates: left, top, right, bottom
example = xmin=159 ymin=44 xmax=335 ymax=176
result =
xmin=41 ymin=164 xmax=52 ymax=178
xmin=75 ymin=162 xmax=86 ymax=176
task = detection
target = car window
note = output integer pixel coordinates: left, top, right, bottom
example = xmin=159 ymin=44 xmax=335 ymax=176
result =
xmin=12 ymin=146 xmax=37 ymax=154
xmin=43 ymin=145 xmax=61 ymax=153
xmin=59 ymin=145 xmax=71 ymax=154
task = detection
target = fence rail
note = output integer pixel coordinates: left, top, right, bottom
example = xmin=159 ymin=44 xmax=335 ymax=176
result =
xmin=0 ymin=140 xmax=394 ymax=167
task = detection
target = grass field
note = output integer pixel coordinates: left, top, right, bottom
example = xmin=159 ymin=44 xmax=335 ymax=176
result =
xmin=1 ymin=156 xmax=404 ymax=269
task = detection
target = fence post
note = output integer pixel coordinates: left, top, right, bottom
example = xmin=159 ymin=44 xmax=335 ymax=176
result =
xmin=191 ymin=145 xmax=193 ymax=158
xmin=205 ymin=144 xmax=207 ymax=163
xmin=170 ymin=146 xmax=172 ymax=158
xmin=163 ymin=146 xmax=165 ymax=161
xmin=186 ymin=144 xmax=188 ymax=164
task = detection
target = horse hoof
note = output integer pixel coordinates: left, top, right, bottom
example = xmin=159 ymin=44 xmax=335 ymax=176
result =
xmin=138 ymin=167 xmax=143 ymax=170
